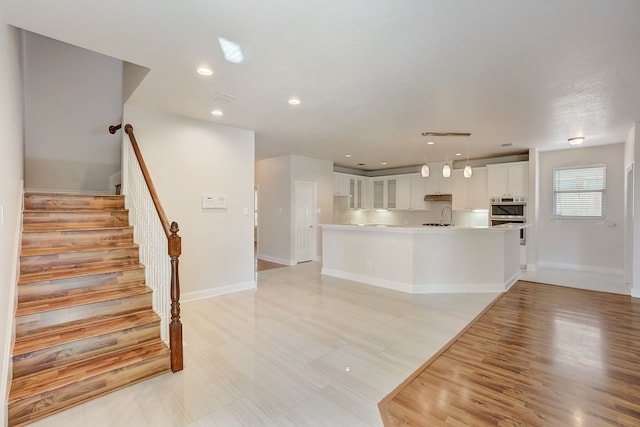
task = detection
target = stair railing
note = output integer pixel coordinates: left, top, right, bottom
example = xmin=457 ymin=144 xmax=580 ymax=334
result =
xmin=116 ymin=123 xmax=183 ymax=373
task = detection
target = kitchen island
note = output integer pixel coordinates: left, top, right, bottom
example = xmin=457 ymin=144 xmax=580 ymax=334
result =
xmin=321 ymin=224 xmax=522 ymax=293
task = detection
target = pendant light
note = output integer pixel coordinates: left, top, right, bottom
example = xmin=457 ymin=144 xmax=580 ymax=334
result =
xmin=463 ymin=140 xmax=473 ymax=178
xmin=421 ymin=143 xmax=430 ymax=177
xmin=463 ymin=163 xmax=473 ymax=178
xmin=442 ymin=150 xmax=451 ymax=178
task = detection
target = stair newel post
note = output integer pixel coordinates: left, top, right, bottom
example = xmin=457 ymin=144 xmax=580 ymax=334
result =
xmin=168 ymin=221 xmax=183 ymax=372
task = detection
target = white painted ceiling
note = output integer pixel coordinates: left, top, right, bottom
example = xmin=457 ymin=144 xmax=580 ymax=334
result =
xmin=5 ymin=0 xmax=640 ymax=170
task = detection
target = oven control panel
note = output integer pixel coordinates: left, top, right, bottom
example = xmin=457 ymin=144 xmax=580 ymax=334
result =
xmin=490 ymin=196 xmax=526 ymax=203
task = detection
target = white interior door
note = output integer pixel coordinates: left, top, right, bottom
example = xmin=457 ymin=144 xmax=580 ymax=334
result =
xmin=294 ymin=181 xmax=317 ymax=263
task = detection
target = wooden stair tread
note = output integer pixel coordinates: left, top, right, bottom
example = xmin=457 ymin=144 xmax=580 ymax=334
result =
xmin=22 ymin=225 xmax=133 ymax=239
xmin=13 ymin=310 xmax=160 ymax=357
xmin=15 ymin=305 xmax=157 ymax=342
xmin=22 ymin=225 xmax=132 ymax=233
xmin=8 ymin=340 xmax=169 ymax=403
xmin=21 ymin=243 xmax=139 ymax=257
xmin=23 ymin=209 xmax=128 ymax=213
xmin=23 ymin=193 xmax=125 ymax=211
xmin=16 ymin=284 xmax=151 ymax=317
xmin=18 ymin=263 xmax=145 ymax=284
xmin=18 ymin=276 xmax=146 ymax=303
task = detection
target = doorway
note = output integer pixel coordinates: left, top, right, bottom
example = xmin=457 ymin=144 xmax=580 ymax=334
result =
xmin=294 ymin=180 xmax=318 ymax=263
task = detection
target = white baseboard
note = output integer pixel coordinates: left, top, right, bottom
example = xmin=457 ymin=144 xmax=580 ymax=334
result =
xmin=321 ymin=267 xmax=517 ymax=294
xmin=2 ymin=182 xmax=23 ymax=422
xmin=631 ymin=287 xmax=640 ymax=299
xmin=520 ymin=265 xmax=628 ymax=295
xmin=257 ymin=254 xmax=296 ymax=266
xmin=538 ymin=261 xmax=623 ymax=276
xmin=182 ymin=280 xmax=257 ymax=302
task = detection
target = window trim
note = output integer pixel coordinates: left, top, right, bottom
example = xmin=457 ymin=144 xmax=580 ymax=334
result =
xmin=552 ymin=164 xmax=606 ymax=220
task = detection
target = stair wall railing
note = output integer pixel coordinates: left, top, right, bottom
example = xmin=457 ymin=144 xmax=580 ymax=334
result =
xmin=118 ymin=123 xmax=183 ymax=372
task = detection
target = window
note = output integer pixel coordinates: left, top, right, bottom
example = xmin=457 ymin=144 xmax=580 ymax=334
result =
xmin=553 ymin=165 xmax=606 ymax=218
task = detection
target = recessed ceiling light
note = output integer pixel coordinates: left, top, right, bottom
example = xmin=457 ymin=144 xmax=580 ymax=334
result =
xmin=568 ymin=137 xmax=585 ymax=145
xmin=211 ymin=109 xmax=223 ymax=116
xmin=501 ymin=143 xmax=513 ymax=147
xmin=381 ymin=162 xmax=388 ymax=165
xmin=357 ymin=163 xmax=366 ymax=166
xmin=218 ymin=37 xmax=244 ymax=64
xmin=197 ymin=67 xmax=213 ymax=76
xmin=427 ymin=141 xmax=435 ymax=145
xmin=288 ymin=98 xmax=301 ymax=105
xmin=455 ymin=153 xmax=462 ymax=156
xmin=345 ymin=154 xmax=352 ymax=158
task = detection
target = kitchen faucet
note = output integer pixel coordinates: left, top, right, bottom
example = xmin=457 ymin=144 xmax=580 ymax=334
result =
xmin=441 ymin=204 xmax=452 ymax=226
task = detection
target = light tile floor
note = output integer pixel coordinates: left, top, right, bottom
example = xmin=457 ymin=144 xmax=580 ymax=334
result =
xmin=29 ymin=262 xmax=499 ymax=427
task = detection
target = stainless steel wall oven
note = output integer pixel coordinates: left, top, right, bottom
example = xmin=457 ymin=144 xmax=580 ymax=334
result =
xmin=490 ymin=196 xmax=526 ymax=245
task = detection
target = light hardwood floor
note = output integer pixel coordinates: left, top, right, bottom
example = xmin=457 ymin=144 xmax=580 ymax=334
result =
xmin=27 ymin=261 xmax=498 ymax=426
xmin=256 ymin=258 xmax=287 ymax=272
xmin=379 ymin=281 xmax=640 ymax=426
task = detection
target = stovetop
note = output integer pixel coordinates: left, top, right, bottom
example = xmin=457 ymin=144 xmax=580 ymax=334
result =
xmin=422 ymin=223 xmax=452 ymax=227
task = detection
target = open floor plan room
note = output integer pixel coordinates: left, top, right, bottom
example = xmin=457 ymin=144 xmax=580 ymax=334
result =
xmin=24 ymin=262 xmax=640 ymax=426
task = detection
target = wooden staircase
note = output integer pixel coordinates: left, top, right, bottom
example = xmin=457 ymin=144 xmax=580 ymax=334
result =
xmin=8 ymin=193 xmax=171 ymax=426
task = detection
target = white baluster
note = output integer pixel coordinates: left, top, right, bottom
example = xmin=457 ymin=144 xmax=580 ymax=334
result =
xmin=122 ymin=141 xmax=171 ymax=345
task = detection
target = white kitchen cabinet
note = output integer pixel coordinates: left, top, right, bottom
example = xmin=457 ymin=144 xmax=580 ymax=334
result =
xmin=409 ymin=174 xmax=429 ymax=210
xmin=372 ymin=179 xmax=385 ymax=209
xmin=393 ymin=175 xmax=411 ymax=209
xmin=334 ymin=173 xmax=350 ymax=196
xmin=334 ymin=173 xmax=368 ymax=209
xmin=452 ymin=170 xmax=468 ymax=211
xmin=424 ymin=162 xmax=453 ymax=195
xmin=349 ymin=177 xmax=367 ymax=209
xmin=487 ymin=161 xmax=528 ymax=197
xmin=371 ymin=177 xmax=399 ymax=209
xmin=453 ymin=167 xmax=488 ymax=210
xmin=469 ymin=167 xmax=489 ymax=209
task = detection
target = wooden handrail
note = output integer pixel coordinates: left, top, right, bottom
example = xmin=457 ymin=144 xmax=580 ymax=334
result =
xmin=124 ymin=124 xmax=171 ymax=238
xmin=117 ymin=123 xmax=183 ymax=373
xmin=108 ymin=124 xmax=122 ymax=134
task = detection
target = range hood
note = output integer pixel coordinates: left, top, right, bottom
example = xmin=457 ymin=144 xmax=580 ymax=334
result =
xmin=424 ymin=194 xmax=452 ymax=202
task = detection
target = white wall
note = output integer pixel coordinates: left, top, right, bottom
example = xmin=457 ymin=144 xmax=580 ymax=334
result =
xmin=625 ymin=123 xmax=639 ymax=298
xmin=24 ymin=32 xmax=122 ymax=193
xmin=255 ymin=156 xmax=292 ymax=265
xmin=537 ymin=144 xmax=625 ymax=276
xmin=0 ymin=22 xmax=24 ymax=426
xmin=123 ymin=104 xmax=256 ymax=300
xmin=255 ymin=154 xmax=334 ymax=265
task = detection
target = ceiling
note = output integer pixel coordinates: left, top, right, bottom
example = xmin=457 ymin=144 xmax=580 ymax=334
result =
xmin=5 ymin=0 xmax=640 ymax=171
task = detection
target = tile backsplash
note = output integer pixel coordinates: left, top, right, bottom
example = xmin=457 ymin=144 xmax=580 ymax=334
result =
xmin=334 ymin=197 xmax=488 ymax=227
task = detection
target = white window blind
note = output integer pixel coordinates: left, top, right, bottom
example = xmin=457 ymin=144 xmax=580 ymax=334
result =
xmin=553 ymin=165 xmax=606 ymax=218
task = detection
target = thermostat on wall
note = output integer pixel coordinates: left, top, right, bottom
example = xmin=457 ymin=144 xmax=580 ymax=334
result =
xmin=202 ymin=194 xmax=227 ymax=209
